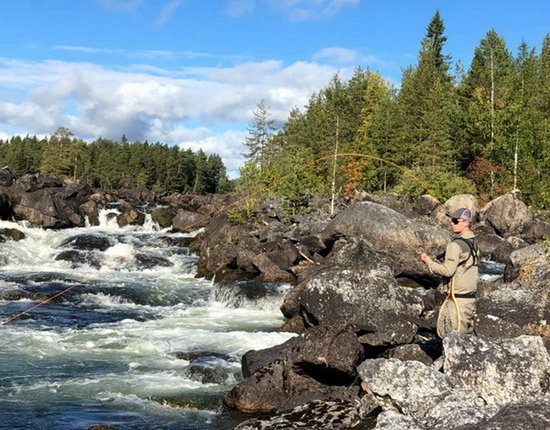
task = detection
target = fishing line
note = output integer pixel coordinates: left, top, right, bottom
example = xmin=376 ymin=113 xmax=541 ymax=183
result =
xmin=1 ymin=283 xmax=81 ymax=325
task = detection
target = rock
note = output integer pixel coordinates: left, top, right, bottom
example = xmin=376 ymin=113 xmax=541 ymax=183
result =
xmin=414 ymin=194 xmax=440 ymax=216
xmin=0 ymin=228 xmax=26 ymax=241
xmin=374 ymin=411 xmax=423 ymax=430
xmin=503 ymin=242 xmax=547 ymax=282
xmin=443 ymin=194 xmax=478 ymax=219
xmin=481 ymin=193 xmax=533 ymax=237
xmin=0 ymin=166 xmax=16 ymax=186
xmin=235 ymin=396 xmax=378 ymax=430
xmin=135 ymin=252 xmax=174 ymax=269
xmin=79 ymin=200 xmax=100 ymax=226
xmin=60 ymin=234 xmax=112 ymax=251
xmin=116 ymin=202 xmax=145 ymax=227
xmin=382 ymin=341 xmax=442 ymax=366
xmin=443 ymin=333 xmax=550 ymax=407
xmin=196 ymin=214 xmax=257 ymax=280
xmin=228 ymin=322 xmax=366 ymax=414
xmin=172 ymin=208 xmax=208 ymax=232
xmin=150 ymin=206 xmax=177 ymax=228
xmin=12 ymin=188 xmax=82 ymax=227
xmin=241 ymin=336 xmax=299 ymax=378
xmin=358 ymin=358 xmax=457 ymax=418
xmin=252 ymin=253 xmax=296 ymax=284
xmin=456 ymin=397 xmax=550 ymax=430
xmin=224 ymin=360 xmax=287 ymax=414
xmin=262 ymin=239 xmax=300 ymax=271
xmin=522 ymin=218 xmax=550 ymax=242
xmin=321 ymin=201 xmax=449 ymax=282
xmin=359 ymin=357 xmax=498 ymax=429
xmin=55 ymin=250 xmax=101 ymax=269
xmin=12 ymin=172 xmax=63 ymax=192
xmin=284 ymin=239 xmax=424 ymax=346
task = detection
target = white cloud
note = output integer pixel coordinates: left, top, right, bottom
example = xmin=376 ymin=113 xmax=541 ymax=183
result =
xmin=226 ymin=0 xmax=255 ymax=17
xmin=271 ymin=0 xmax=360 ymax=21
xmin=313 ymin=47 xmax=377 ymax=65
xmin=155 ymin=0 xmax=184 ymax=27
xmin=0 ymin=56 xmax=352 ymax=176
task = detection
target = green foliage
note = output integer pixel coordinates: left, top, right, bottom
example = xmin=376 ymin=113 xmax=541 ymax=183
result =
xmin=393 ymin=166 xmax=477 ymax=202
xmin=241 ymin=15 xmax=549 ymax=210
xmin=0 ymin=131 xmax=231 ymax=195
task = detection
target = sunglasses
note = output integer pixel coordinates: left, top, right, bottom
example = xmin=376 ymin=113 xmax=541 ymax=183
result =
xmin=451 ymin=218 xmax=463 ymax=224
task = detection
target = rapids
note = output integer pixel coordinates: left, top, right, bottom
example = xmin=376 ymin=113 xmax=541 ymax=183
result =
xmin=0 ymin=209 xmax=295 ymax=430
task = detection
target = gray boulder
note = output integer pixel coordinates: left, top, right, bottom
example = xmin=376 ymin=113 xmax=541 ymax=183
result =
xmin=283 ymin=239 xmax=424 ymax=346
xmin=235 ymin=396 xmax=378 ymax=430
xmin=443 ymin=333 xmax=550 ymax=407
xmin=322 ymin=201 xmax=449 ymax=282
xmin=171 ymin=208 xmax=208 ymax=233
xmin=481 ymin=193 xmax=533 ymax=237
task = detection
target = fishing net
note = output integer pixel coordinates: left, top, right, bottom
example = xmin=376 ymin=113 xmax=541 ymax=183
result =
xmin=436 ymin=297 xmax=460 ymax=338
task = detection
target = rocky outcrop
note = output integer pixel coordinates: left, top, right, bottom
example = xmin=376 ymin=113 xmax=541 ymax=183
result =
xmin=0 ymin=172 xmax=95 ymax=228
xmin=223 ymin=193 xmax=550 ymax=429
xmin=224 ymin=322 xmax=365 ymax=414
xmin=355 ymin=333 xmax=550 ymax=430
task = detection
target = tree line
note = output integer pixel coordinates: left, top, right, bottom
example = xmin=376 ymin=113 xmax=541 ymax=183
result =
xmin=239 ymin=11 xmax=550 ymax=211
xmin=0 ymin=128 xmax=231 ymax=194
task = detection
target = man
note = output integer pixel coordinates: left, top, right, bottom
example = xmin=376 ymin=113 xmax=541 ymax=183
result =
xmin=421 ymin=207 xmax=479 ymax=334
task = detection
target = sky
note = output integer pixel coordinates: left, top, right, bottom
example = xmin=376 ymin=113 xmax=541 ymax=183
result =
xmin=0 ymin=0 xmax=548 ymax=178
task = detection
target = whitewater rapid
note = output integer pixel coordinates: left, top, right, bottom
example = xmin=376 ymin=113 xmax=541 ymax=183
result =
xmin=0 ymin=209 xmax=295 ymax=430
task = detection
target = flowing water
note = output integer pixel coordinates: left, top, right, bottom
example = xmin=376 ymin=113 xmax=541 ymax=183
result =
xmin=0 ymin=209 xmax=295 ymax=430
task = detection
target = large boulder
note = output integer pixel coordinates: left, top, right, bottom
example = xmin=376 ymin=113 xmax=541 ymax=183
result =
xmin=481 ymin=193 xmax=533 ymax=237
xmin=443 ymin=194 xmax=478 ymax=218
xmin=443 ymin=333 xmax=550 ymax=407
xmin=503 ymin=242 xmax=548 ymax=282
xmin=3 ymin=174 xmax=94 ymax=228
xmin=235 ymin=396 xmax=378 ymax=430
xmin=171 ymin=208 xmax=209 ymax=233
xmin=358 ymin=357 xmax=497 ymax=429
xmin=321 ymin=201 xmax=449 ymax=282
xmin=225 ymin=322 xmax=365 ymax=414
xmin=195 ymin=214 xmax=262 ymax=281
xmin=116 ymin=202 xmax=145 ymax=227
xmin=282 ymin=239 xmax=424 ymax=346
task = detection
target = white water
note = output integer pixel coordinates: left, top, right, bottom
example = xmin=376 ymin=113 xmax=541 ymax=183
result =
xmin=0 ymin=209 xmax=295 ymax=430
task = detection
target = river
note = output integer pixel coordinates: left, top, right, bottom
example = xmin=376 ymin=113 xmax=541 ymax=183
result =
xmin=0 ymin=209 xmax=295 ymax=430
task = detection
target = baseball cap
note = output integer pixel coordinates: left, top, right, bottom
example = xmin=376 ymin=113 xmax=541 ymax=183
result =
xmin=448 ymin=207 xmax=474 ymax=222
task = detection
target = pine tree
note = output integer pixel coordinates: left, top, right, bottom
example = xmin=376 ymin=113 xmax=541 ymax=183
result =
xmin=395 ymin=11 xmax=454 ymax=171
xmin=243 ymin=99 xmax=279 ymax=173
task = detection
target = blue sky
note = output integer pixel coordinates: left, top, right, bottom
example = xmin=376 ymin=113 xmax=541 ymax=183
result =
xmin=0 ymin=0 xmax=548 ymax=177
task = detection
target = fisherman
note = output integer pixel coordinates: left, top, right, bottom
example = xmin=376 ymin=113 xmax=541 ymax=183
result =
xmin=420 ymin=207 xmax=480 ymax=334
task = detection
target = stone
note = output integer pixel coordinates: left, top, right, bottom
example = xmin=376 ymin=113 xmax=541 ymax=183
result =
xmin=443 ymin=333 xmax=550 ymax=407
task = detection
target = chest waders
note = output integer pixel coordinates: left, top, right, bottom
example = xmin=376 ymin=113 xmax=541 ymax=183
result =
xmin=436 ymin=237 xmax=480 ymax=337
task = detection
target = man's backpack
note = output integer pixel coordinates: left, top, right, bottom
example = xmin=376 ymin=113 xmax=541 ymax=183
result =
xmin=453 ymin=237 xmax=481 ymax=267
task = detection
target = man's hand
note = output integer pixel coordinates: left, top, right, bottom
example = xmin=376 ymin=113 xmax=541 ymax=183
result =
xmin=420 ymin=253 xmax=432 ymax=264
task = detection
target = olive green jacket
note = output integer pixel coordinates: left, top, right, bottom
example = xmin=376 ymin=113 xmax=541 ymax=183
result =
xmin=426 ymin=231 xmax=478 ymax=294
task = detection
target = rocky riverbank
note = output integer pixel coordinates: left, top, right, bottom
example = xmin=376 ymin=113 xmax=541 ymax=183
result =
xmin=1 ymin=168 xmax=549 ymax=429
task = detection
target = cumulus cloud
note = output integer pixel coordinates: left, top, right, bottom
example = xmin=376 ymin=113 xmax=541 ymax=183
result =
xmin=0 ymin=55 xmax=351 ymax=176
